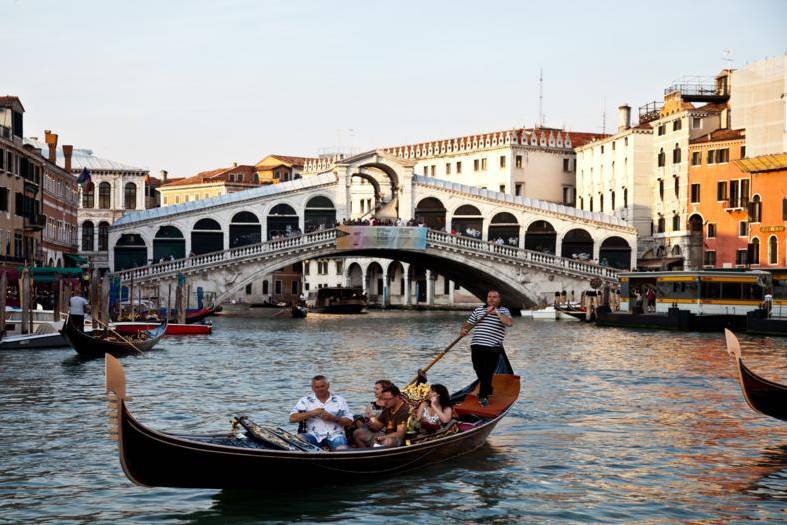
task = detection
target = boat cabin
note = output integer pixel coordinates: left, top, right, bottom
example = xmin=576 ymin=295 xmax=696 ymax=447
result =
xmin=619 ymin=271 xmax=771 ymax=315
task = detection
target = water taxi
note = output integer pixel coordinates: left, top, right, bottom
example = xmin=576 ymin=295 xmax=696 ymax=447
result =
xmin=598 ymin=270 xmax=771 ymax=332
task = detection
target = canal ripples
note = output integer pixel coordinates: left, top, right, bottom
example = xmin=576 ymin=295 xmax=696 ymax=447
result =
xmin=1 ymin=312 xmax=785 ymax=523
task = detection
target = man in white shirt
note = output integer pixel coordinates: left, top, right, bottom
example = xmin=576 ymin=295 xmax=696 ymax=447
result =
xmin=289 ymin=375 xmax=353 ymax=450
xmin=68 ymin=292 xmax=90 ymax=332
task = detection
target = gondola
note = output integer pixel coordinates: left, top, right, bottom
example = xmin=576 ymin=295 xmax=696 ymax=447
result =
xmin=724 ymin=329 xmax=787 ymax=422
xmin=554 ymin=305 xmax=588 ymax=321
xmin=62 ymin=315 xmax=167 ymax=358
xmin=104 ymin=353 xmax=520 ymax=489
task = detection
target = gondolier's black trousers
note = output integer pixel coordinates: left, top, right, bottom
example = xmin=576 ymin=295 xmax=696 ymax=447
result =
xmin=70 ymin=314 xmax=85 ymax=333
xmin=471 ymin=345 xmax=503 ymax=398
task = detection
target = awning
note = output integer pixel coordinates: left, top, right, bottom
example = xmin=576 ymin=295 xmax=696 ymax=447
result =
xmin=15 ymin=267 xmax=85 ymax=282
xmin=64 ymin=253 xmax=89 ymax=266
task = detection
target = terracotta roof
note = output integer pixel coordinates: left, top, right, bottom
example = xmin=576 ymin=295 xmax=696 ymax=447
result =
xmin=255 ymin=155 xmax=312 ymax=168
xmin=689 ymin=128 xmax=745 ymax=144
xmin=691 ymin=102 xmax=727 ymax=114
xmin=735 ymin=153 xmax=787 ymax=173
xmin=162 ymin=165 xmax=257 ymax=187
xmin=0 ymin=96 xmax=24 ymax=111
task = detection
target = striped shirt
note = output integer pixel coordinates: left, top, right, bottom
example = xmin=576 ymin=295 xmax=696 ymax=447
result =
xmin=467 ymin=306 xmax=511 ymax=347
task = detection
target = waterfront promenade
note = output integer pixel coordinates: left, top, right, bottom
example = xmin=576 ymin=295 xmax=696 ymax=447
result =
xmin=1 ymin=312 xmax=785 ymax=522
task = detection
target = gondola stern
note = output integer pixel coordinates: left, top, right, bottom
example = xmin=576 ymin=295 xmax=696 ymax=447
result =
xmin=724 ymin=328 xmax=742 ymax=361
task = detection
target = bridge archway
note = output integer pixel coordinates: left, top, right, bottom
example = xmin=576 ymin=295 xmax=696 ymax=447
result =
xmin=347 ymin=262 xmax=364 ymax=288
xmin=599 ymin=236 xmax=632 ymax=269
xmin=192 ymin=218 xmax=223 ymax=255
xmin=267 ymin=204 xmax=299 ymax=240
xmin=489 ymin=212 xmax=519 ymax=246
xmin=414 ymin=197 xmax=446 ymax=230
xmin=357 ymin=162 xmax=399 ymax=199
xmin=451 ymin=204 xmax=483 ymax=238
xmin=114 ymin=233 xmax=147 ymax=270
xmin=561 ymin=228 xmax=593 ymax=260
xmin=230 ymin=211 xmax=261 ymax=248
xmin=366 ymin=261 xmax=385 ymax=303
xmin=304 ymin=196 xmax=336 ymax=233
xmin=153 ymin=226 xmax=185 ymax=261
xmin=525 ymin=220 xmax=556 ymax=254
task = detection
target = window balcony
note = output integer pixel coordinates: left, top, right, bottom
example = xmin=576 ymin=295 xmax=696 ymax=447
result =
xmin=24 ymin=214 xmax=46 ymax=231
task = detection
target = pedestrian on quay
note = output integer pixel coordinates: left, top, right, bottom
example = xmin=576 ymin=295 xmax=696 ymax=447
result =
xmin=459 ymin=289 xmax=513 ymax=407
xmin=68 ymin=291 xmax=90 ymax=332
xmin=646 ymin=287 xmax=656 ymax=313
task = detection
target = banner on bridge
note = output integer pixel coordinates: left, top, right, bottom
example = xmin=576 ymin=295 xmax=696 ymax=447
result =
xmin=336 ymin=226 xmax=427 ymax=251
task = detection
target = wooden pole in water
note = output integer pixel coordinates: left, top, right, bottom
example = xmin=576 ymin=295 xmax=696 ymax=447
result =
xmin=0 ymin=272 xmax=7 ymax=340
xmin=129 ymin=275 xmax=135 ymax=322
xmin=137 ymin=283 xmax=142 ymax=320
xmin=101 ymin=276 xmax=110 ymax=326
xmin=167 ymin=282 xmax=172 ymax=322
xmin=53 ymin=277 xmax=62 ymax=322
xmin=176 ymin=276 xmax=185 ymax=324
xmin=187 ymin=284 xmax=191 ymax=311
xmin=20 ymin=268 xmax=30 ymax=335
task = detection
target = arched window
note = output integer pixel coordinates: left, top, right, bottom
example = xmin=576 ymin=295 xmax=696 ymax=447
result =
xmin=82 ymin=221 xmax=94 ymax=251
xmin=672 ymin=143 xmax=681 ymax=164
xmin=82 ymin=184 xmax=94 ymax=208
xmin=98 ymin=221 xmax=110 ymax=251
xmin=657 ymin=148 xmax=665 ymax=167
xmin=749 ymin=195 xmax=762 ymax=223
xmin=98 ymin=182 xmax=111 ymax=209
xmin=124 ymin=182 xmax=137 ymax=210
xmin=769 ymin=235 xmax=778 ymax=265
xmin=749 ymin=237 xmax=760 ymax=265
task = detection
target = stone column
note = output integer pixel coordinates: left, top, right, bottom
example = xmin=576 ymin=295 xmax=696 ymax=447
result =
xmin=449 ymin=279 xmax=455 ymax=305
xmin=554 ymin=234 xmax=562 ymax=258
xmin=426 ymin=270 xmax=435 ymax=305
xmin=592 ymin=238 xmax=601 ymax=262
xmin=382 ymin=271 xmax=390 ymax=308
xmin=361 ymin=264 xmax=368 ymax=295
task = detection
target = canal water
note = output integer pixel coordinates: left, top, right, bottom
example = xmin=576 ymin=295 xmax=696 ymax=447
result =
xmin=1 ymin=312 xmax=785 ymax=523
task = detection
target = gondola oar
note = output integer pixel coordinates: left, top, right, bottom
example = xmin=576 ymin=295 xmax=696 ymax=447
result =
xmin=92 ymin=317 xmax=147 ymax=356
xmin=406 ymin=308 xmax=493 ymax=386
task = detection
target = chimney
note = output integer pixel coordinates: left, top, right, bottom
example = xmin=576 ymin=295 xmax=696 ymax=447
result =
xmin=44 ymin=130 xmax=58 ymax=163
xmin=720 ymin=107 xmax=730 ymax=129
xmin=232 ymin=162 xmax=238 ymax=168
xmin=160 ymin=169 xmax=168 ymax=183
xmin=62 ymin=145 xmax=73 ymax=173
xmin=618 ymin=105 xmax=631 ymax=132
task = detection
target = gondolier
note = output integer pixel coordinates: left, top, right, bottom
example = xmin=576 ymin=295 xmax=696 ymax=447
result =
xmin=460 ymin=289 xmax=513 ymax=407
xmin=69 ymin=292 xmax=90 ymax=332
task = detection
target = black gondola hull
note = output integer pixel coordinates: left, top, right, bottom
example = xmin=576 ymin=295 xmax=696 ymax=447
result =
xmin=118 ymin=401 xmax=506 ymax=489
xmin=737 ymin=359 xmax=787 ymax=422
xmin=62 ymin=316 xmax=166 ymax=357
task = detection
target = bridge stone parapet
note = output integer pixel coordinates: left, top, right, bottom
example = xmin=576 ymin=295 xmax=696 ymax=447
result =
xmin=112 ymin=228 xmax=619 ymax=310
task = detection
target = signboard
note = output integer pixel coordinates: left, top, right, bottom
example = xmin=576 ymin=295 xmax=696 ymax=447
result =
xmin=336 ymin=226 xmax=427 ymax=251
xmin=759 ymin=225 xmax=785 ymax=233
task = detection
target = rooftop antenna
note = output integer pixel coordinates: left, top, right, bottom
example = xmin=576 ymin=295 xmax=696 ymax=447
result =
xmin=538 ymin=67 xmax=544 ymax=127
xmin=722 ymin=48 xmax=733 ymax=68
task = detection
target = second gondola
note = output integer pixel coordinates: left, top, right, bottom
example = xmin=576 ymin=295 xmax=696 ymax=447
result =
xmin=62 ymin=315 xmax=167 ymax=358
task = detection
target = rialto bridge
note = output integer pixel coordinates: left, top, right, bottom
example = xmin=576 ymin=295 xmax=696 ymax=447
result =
xmin=108 ymin=150 xmax=636 ymax=310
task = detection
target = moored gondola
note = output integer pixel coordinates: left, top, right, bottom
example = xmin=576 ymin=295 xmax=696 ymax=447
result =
xmin=63 ymin=315 xmax=167 ymax=358
xmin=104 ymin=353 xmax=520 ymax=489
xmin=724 ymin=329 xmax=787 ymax=422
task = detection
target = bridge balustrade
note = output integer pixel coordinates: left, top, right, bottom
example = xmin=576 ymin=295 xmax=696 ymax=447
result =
xmin=113 ymin=227 xmax=620 ymax=283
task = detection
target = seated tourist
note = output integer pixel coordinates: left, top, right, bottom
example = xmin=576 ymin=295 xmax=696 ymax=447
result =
xmin=353 ymin=384 xmax=409 ymax=448
xmin=415 ymin=384 xmax=454 ymax=432
xmin=364 ymin=379 xmax=392 ymax=421
xmin=289 ymin=375 xmax=353 ymax=451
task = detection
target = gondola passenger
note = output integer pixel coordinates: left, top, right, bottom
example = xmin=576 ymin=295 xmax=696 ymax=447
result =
xmin=415 ymin=384 xmax=454 ymax=433
xmin=289 ymin=375 xmax=353 ymax=451
xmin=353 ymin=384 xmax=409 ymax=448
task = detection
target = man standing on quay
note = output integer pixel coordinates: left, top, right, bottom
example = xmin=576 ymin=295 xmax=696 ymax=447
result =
xmin=460 ymin=289 xmax=513 ymax=407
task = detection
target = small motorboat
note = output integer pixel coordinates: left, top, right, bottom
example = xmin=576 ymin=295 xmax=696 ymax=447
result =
xmin=724 ymin=329 xmax=787 ymax=422
xmin=0 ymin=322 xmax=69 ymax=350
xmin=103 ymin=353 xmax=520 ymax=489
xmin=111 ymin=321 xmax=212 ymax=336
xmin=62 ymin=315 xmax=167 ymax=358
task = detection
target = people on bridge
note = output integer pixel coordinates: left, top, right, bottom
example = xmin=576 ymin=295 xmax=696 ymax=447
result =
xmin=289 ymin=375 xmax=353 ymax=451
xmin=460 ymin=289 xmax=513 ymax=407
xmin=353 ymin=383 xmax=409 ymax=448
xmin=68 ymin=291 xmax=90 ymax=332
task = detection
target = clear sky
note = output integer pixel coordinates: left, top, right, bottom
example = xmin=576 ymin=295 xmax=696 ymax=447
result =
xmin=3 ymin=0 xmax=785 ymax=178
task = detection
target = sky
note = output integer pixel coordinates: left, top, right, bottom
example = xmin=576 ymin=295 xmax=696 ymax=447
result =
xmin=2 ymin=0 xmax=785 ymax=178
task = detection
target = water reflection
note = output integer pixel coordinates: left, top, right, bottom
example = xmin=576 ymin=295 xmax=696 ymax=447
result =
xmin=1 ymin=313 xmax=786 ymax=522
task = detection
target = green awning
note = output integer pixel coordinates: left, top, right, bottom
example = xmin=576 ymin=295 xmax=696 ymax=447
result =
xmin=64 ymin=253 xmax=89 ymax=266
xmin=17 ymin=266 xmax=85 ymax=278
